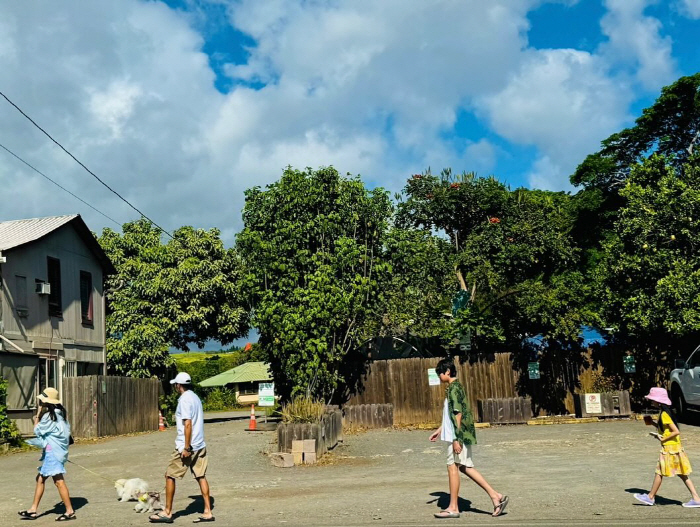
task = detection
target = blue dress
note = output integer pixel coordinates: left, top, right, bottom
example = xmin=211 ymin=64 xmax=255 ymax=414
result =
xmin=26 ymin=410 xmax=71 ymax=477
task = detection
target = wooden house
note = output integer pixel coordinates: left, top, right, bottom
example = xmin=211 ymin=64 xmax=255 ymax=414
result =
xmin=0 ymin=215 xmax=114 ymax=434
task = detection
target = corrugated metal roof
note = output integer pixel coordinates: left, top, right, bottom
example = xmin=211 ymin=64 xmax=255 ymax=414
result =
xmin=199 ymin=361 xmax=272 ymax=387
xmin=0 ymin=215 xmax=78 ymax=251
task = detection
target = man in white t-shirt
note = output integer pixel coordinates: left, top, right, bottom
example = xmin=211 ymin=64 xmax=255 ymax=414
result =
xmin=149 ymin=373 xmax=214 ymax=524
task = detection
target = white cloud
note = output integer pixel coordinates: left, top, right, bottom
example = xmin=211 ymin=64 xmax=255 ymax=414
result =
xmin=477 ymin=49 xmax=632 ymax=190
xmin=677 ymin=0 xmax=700 ymax=18
xmin=599 ymin=0 xmax=676 ymax=90
xmin=0 ymin=0 xmax=684 ymax=241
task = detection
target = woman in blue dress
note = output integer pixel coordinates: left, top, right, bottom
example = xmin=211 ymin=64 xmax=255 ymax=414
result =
xmin=18 ymin=387 xmax=76 ymax=521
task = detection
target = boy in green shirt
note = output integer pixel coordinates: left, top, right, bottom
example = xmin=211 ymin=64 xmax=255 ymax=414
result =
xmin=429 ymin=358 xmax=508 ymax=518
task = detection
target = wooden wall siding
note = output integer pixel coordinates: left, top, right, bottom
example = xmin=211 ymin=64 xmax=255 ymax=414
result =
xmin=277 ymin=410 xmax=343 ymax=456
xmin=63 ymin=376 xmax=159 ymax=438
xmin=343 ymin=404 xmax=394 ymax=428
xmin=477 ymin=398 xmax=532 ymax=424
xmin=346 ymin=355 xmax=519 ymax=425
xmin=1 ymin=224 xmax=105 ymax=347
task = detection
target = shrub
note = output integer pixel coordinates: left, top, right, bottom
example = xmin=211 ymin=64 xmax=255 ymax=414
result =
xmin=202 ymin=388 xmax=238 ymax=412
xmin=0 ymin=377 xmax=23 ymax=447
xmin=280 ymin=396 xmax=324 ymax=423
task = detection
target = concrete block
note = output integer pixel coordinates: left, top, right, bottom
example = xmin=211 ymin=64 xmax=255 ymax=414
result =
xmin=270 ymin=452 xmax=294 ymax=468
xmin=292 ymin=440 xmax=304 ymax=453
xmin=293 ymin=452 xmax=303 ymax=465
xmin=303 ymin=452 xmax=317 ymax=464
xmin=303 ymin=439 xmax=316 ymax=453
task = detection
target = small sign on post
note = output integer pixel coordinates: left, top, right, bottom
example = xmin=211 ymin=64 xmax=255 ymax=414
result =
xmin=585 ymin=393 xmax=602 ymax=414
xmin=428 ymin=368 xmax=440 ymax=386
xmin=258 ymin=382 xmax=275 ymax=407
xmin=528 ymin=362 xmax=540 ymax=380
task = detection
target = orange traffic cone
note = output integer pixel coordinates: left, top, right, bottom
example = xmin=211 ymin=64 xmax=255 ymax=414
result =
xmin=159 ymin=411 xmax=166 ymax=431
xmin=247 ymin=404 xmax=257 ymax=431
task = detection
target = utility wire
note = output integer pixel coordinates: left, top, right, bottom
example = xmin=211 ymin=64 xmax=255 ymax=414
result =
xmin=0 ymin=89 xmax=173 ymax=239
xmin=0 ymin=141 xmax=122 ymax=227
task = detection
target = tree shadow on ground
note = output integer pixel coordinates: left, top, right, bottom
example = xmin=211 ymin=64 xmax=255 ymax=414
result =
xmin=427 ymin=491 xmax=493 ymax=515
xmin=624 ymin=488 xmax=682 ymax=505
xmin=39 ymin=497 xmax=88 ymax=518
xmin=172 ymin=495 xmax=216 ymax=520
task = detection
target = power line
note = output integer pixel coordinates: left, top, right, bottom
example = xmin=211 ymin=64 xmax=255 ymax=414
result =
xmin=0 ymin=141 xmax=122 ymax=227
xmin=0 ymin=89 xmax=173 ymax=239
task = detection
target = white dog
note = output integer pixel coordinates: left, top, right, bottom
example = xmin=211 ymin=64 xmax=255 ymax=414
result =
xmin=134 ymin=491 xmax=162 ymax=514
xmin=115 ymin=478 xmax=149 ymax=502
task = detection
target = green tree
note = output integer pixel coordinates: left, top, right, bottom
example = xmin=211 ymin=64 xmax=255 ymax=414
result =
xmin=572 ymin=72 xmax=700 ymax=192
xmin=237 ymin=166 xmax=392 ymax=400
xmin=397 ymin=170 xmax=592 ymax=351
xmin=99 ymin=220 xmax=249 ymax=378
xmin=597 ymin=154 xmax=700 ymax=345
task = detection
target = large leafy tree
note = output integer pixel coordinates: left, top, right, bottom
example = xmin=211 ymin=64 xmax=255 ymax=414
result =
xmin=396 ymin=171 xmax=592 ymax=351
xmin=99 ymin=220 xmax=249 ymax=378
xmin=572 ymin=72 xmax=700 ymax=192
xmin=237 ymin=166 xmax=392 ymax=400
xmin=597 ymin=154 xmax=700 ymax=346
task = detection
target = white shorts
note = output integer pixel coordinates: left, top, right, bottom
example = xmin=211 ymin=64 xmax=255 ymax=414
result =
xmin=447 ymin=443 xmax=474 ymax=467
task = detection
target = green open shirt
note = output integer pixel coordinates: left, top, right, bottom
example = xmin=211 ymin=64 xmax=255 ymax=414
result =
xmin=447 ymin=380 xmax=477 ymax=446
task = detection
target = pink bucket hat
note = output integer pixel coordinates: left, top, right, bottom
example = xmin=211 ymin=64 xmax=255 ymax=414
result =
xmin=645 ymin=387 xmax=672 ymax=406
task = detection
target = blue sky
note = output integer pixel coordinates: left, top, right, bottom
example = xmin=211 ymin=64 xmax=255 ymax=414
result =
xmin=0 ymin=0 xmax=698 ymax=350
xmin=0 ymin=0 xmax=699 ymax=241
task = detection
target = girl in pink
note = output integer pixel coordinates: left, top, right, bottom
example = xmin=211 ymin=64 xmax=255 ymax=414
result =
xmin=634 ymin=387 xmax=700 ymax=507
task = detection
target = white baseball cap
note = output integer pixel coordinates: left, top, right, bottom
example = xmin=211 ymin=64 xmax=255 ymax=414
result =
xmin=170 ymin=372 xmax=192 ymax=385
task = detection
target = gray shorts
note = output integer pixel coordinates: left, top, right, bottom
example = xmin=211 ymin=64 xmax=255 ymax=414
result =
xmin=447 ymin=443 xmax=474 ymax=467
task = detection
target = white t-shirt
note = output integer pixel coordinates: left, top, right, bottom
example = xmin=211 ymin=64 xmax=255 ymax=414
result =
xmin=440 ymin=398 xmax=455 ymax=442
xmin=175 ymin=390 xmax=206 ymax=452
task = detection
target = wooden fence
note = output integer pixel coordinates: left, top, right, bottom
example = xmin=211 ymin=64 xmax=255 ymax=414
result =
xmin=346 ymin=355 xmax=518 ymax=425
xmin=343 ymin=404 xmax=394 ymax=428
xmin=277 ymin=409 xmax=343 ymax=457
xmin=63 ymin=376 xmax=160 ymax=438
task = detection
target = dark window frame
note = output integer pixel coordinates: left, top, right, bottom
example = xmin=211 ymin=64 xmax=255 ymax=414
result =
xmin=80 ymin=270 xmax=94 ymax=325
xmin=47 ymin=257 xmax=62 ymax=318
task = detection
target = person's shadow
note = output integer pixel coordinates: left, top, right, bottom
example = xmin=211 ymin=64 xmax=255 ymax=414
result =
xmin=38 ymin=497 xmax=88 ymax=518
xmin=172 ymin=495 xmax=216 ymax=520
xmin=625 ymin=488 xmax=683 ymax=505
xmin=428 ymin=492 xmax=493 ymax=515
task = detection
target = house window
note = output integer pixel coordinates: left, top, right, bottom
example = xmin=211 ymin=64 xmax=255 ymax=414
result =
xmin=64 ymin=361 xmax=77 ymax=378
xmin=80 ymin=271 xmax=93 ymax=324
xmin=47 ymin=257 xmax=62 ymax=317
xmin=14 ymin=275 xmax=28 ymax=317
xmin=238 ymin=382 xmax=258 ymax=395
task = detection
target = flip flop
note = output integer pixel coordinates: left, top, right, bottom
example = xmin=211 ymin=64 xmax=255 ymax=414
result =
xmin=434 ymin=510 xmax=460 ymax=518
xmin=55 ymin=513 xmax=76 ymax=522
xmin=193 ymin=517 xmax=215 ymax=523
xmin=18 ymin=510 xmax=38 ymax=520
xmin=493 ymin=495 xmax=509 ymax=517
xmin=149 ymin=512 xmax=174 ymax=523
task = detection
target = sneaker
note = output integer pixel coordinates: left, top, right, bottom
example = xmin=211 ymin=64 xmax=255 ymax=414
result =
xmin=683 ymin=499 xmax=700 ymax=508
xmin=634 ymin=493 xmax=655 ymax=506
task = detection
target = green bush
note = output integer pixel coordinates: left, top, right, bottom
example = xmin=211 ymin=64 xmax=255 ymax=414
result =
xmin=0 ymin=377 xmax=23 ymax=447
xmin=202 ymin=387 xmax=239 ymax=412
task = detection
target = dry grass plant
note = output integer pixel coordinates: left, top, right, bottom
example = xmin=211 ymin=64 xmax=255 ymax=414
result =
xmin=280 ymin=396 xmax=325 ymax=423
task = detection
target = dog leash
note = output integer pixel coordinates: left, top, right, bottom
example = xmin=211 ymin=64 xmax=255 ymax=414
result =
xmin=68 ymin=460 xmax=166 ymax=496
xmin=66 ymin=460 xmax=116 ymax=484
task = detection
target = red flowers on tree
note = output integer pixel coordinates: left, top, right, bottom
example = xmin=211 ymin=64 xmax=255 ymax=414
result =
xmin=489 ymin=217 xmax=501 ymax=224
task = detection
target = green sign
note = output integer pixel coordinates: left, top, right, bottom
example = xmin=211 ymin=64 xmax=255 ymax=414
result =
xmin=623 ymin=355 xmax=636 ymax=374
xmin=459 ymin=331 xmax=472 ymax=352
xmin=258 ymin=382 xmax=275 ymax=407
xmin=528 ymin=362 xmax=540 ymax=380
xmin=452 ymin=290 xmax=470 ymax=317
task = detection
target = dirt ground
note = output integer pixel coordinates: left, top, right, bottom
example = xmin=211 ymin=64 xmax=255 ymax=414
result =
xmin=3 ymin=416 xmax=700 ymax=526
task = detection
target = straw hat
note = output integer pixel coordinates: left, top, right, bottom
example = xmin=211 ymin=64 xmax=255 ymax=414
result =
xmin=644 ymin=387 xmax=672 ymax=406
xmin=37 ymin=387 xmax=61 ymax=405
